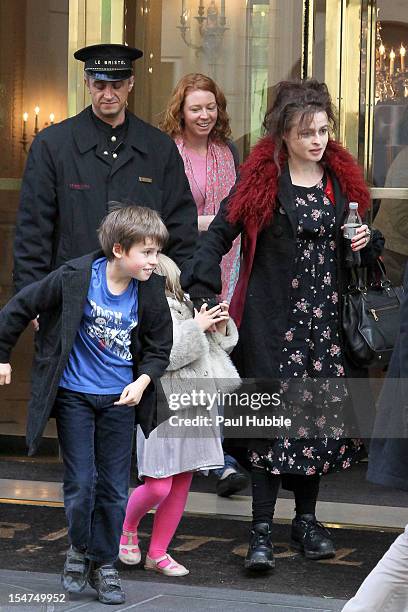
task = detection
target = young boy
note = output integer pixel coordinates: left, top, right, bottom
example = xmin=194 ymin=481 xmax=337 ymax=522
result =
xmin=0 ymin=205 xmax=172 ymax=605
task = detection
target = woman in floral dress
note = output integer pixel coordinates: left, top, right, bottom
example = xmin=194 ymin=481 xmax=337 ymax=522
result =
xmin=181 ymin=79 xmax=384 ymax=570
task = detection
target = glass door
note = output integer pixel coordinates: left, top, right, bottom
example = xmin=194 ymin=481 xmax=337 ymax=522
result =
xmin=0 ymin=0 xmax=124 ymax=447
xmin=124 ymin=0 xmax=303 ymax=160
xmin=370 ymin=0 xmax=408 ymax=285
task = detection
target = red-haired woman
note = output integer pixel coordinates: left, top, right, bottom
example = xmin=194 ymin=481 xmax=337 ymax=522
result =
xmin=181 ymin=79 xmax=384 ymax=570
xmin=160 ymin=73 xmax=240 ymax=304
xmin=161 ymin=74 xmax=248 ymax=497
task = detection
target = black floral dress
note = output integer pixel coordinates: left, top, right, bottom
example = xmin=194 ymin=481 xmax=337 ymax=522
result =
xmin=249 ymin=175 xmax=364 ymax=476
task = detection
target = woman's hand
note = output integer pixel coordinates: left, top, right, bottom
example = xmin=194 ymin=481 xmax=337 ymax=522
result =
xmin=194 ymin=303 xmax=229 ymax=333
xmin=114 ymin=374 xmax=151 ymax=406
xmin=344 ymin=224 xmax=372 ymax=252
xmin=0 ymin=363 xmax=12 ymax=385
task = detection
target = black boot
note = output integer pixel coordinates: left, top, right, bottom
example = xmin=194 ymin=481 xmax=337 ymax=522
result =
xmin=291 ymin=513 xmax=335 ymax=560
xmin=244 ymin=522 xmax=275 ymax=571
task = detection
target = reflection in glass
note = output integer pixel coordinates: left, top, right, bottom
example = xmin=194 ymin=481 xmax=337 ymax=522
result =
xmin=373 ymin=151 xmax=408 ymax=285
xmin=125 ymin=0 xmax=302 ymax=160
xmin=373 ymin=1 xmax=408 ymax=187
xmin=372 ymin=1 xmax=408 ymax=287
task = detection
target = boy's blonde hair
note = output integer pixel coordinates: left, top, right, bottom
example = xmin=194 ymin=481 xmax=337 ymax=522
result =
xmin=155 ymin=253 xmax=185 ymax=302
xmin=98 ymin=203 xmax=169 ymax=260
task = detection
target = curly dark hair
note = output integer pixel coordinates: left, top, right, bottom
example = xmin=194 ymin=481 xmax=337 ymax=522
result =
xmin=159 ymin=73 xmax=231 ymax=142
xmin=263 ymin=79 xmax=337 ymax=170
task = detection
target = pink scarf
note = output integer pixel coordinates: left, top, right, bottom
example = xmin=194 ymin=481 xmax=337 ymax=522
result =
xmin=175 ymin=137 xmax=240 ymax=302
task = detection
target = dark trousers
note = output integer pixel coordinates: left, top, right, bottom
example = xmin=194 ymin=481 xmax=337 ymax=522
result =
xmin=55 ymin=388 xmax=135 ymax=563
xmin=251 ymin=467 xmax=320 ymax=526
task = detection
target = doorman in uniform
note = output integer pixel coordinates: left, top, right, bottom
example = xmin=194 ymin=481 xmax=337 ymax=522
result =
xmin=13 ymin=43 xmax=197 ymax=293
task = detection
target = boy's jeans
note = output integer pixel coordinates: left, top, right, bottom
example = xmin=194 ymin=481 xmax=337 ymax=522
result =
xmin=55 ymin=388 xmax=135 ymax=564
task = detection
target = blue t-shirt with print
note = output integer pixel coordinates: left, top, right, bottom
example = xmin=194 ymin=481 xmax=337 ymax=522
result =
xmin=60 ymin=257 xmax=138 ymax=394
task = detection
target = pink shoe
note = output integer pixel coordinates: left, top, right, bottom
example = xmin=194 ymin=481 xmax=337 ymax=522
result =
xmin=118 ymin=530 xmax=141 ymax=565
xmin=144 ymin=553 xmax=189 ymax=576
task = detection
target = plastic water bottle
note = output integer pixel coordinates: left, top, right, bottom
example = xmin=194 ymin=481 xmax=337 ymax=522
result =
xmin=344 ymin=202 xmax=362 ymax=266
xmin=343 ymin=202 xmax=362 ymax=239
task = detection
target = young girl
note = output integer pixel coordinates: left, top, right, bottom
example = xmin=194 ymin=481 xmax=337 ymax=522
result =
xmin=119 ymin=253 xmax=240 ymax=576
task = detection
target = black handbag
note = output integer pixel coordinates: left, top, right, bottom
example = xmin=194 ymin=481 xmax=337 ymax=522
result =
xmin=342 ymin=260 xmax=404 ymax=368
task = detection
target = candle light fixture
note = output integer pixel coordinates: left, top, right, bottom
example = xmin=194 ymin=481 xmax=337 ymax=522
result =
xmin=400 ymin=45 xmax=406 ymax=72
xmin=375 ymin=14 xmax=408 ymax=102
xmin=389 ymin=49 xmax=396 ymax=76
xmin=178 ymin=0 xmax=228 ymax=61
xmin=20 ymin=107 xmax=58 ymax=154
xmin=34 ymin=106 xmax=40 ymax=135
xmin=20 ymin=112 xmax=29 ymax=153
xmin=379 ymin=43 xmax=385 ymax=70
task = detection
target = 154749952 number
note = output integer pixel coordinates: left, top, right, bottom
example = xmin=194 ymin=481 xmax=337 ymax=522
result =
xmin=8 ymin=593 xmax=67 ymax=603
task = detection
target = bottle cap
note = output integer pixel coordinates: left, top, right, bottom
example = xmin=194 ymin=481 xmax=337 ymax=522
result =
xmin=349 ymin=202 xmax=358 ymax=209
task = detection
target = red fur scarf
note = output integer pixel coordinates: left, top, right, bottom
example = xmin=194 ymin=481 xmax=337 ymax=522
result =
xmin=226 ymin=137 xmax=370 ymax=230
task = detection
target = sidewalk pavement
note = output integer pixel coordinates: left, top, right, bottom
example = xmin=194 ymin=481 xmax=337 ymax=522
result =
xmin=0 ymin=569 xmax=346 ymax=612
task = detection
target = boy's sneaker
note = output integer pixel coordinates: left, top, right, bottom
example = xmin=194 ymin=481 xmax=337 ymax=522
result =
xmin=88 ymin=563 xmax=125 ymax=605
xmin=216 ymin=468 xmax=249 ymax=497
xmin=61 ymin=545 xmax=90 ymax=593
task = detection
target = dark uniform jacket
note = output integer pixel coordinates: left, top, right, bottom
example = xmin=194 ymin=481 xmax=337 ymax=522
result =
xmin=13 ymin=106 xmax=198 ymax=291
xmin=0 ymin=251 xmax=173 ymax=455
xmin=367 ymin=265 xmax=408 ymax=490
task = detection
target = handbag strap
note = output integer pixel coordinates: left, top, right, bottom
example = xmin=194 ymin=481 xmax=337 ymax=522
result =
xmin=348 ymin=259 xmax=402 ymax=301
xmin=370 ymin=259 xmax=403 ymax=302
xmin=349 ymin=266 xmax=367 ymax=291
xmin=375 ymin=258 xmax=390 ymax=284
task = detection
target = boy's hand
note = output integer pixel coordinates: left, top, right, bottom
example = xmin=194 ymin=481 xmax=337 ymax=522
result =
xmin=0 ymin=363 xmax=12 ymax=385
xmin=215 ymin=301 xmax=230 ymax=335
xmin=194 ymin=303 xmax=229 ymax=333
xmin=114 ymin=374 xmax=151 ymax=406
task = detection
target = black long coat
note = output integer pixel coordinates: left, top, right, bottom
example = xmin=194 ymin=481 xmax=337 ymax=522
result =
xmin=0 ymin=252 xmax=173 ymax=455
xmin=13 ymin=107 xmax=198 ymax=291
xmin=182 ymin=166 xmax=384 ymax=439
xmin=367 ymin=265 xmax=408 ymax=490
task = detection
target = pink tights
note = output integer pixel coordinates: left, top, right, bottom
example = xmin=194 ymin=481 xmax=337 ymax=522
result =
xmin=121 ymin=472 xmax=193 ymax=559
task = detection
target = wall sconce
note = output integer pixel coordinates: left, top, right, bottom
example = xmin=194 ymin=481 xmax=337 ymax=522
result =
xmin=20 ymin=108 xmax=56 ymax=153
xmin=178 ymin=0 xmax=228 ymax=60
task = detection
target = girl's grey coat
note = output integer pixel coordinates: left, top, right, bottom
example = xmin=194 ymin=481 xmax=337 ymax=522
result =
xmin=137 ymin=296 xmax=240 ymax=478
